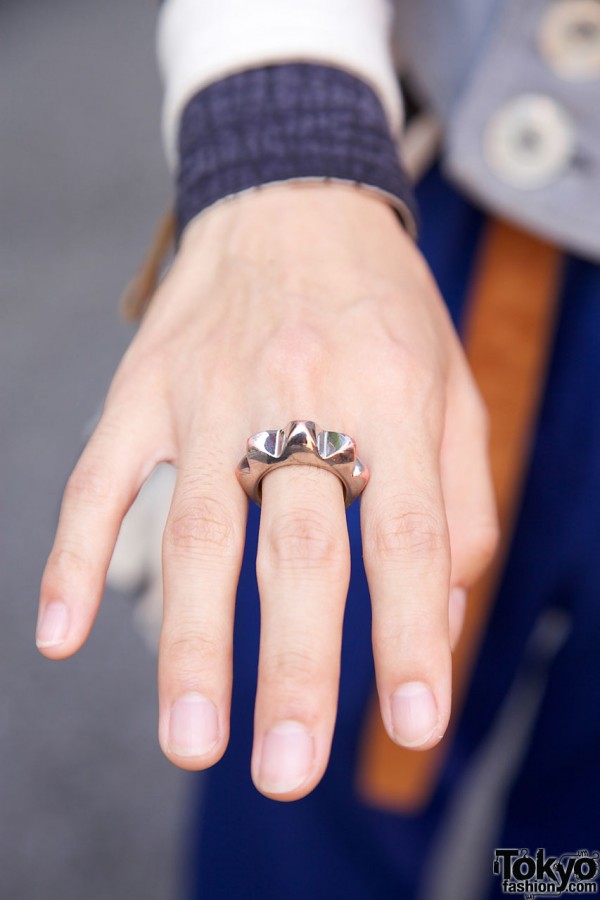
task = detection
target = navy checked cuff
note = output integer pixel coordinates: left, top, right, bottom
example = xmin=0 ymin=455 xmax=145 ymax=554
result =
xmin=176 ymin=64 xmax=418 ymax=238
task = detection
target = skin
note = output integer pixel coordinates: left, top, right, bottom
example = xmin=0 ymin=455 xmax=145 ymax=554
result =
xmin=36 ymin=183 xmax=498 ymax=801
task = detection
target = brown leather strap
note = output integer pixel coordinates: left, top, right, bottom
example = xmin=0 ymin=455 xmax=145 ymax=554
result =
xmin=119 ymin=209 xmax=175 ymax=321
xmin=356 ymin=218 xmax=563 ymax=813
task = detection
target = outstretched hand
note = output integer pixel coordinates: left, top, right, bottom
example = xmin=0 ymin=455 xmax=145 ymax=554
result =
xmin=37 ymin=184 xmax=497 ymax=800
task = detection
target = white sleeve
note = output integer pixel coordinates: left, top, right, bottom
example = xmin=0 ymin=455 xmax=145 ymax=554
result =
xmin=157 ymin=0 xmax=404 ymax=168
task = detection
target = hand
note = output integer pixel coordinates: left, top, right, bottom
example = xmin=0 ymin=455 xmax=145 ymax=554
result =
xmin=37 ymin=184 xmax=498 ymax=800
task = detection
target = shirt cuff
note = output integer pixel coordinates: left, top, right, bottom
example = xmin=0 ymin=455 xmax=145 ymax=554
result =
xmin=176 ymin=64 xmax=418 ymax=239
xmin=158 ymin=0 xmax=403 ymax=170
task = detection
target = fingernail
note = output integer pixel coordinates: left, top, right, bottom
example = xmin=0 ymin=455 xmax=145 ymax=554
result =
xmin=391 ymin=682 xmax=439 ymax=747
xmin=168 ymin=693 xmax=219 ymax=757
xmin=256 ymin=721 xmax=314 ymax=794
xmin=36 ymin=602 xmax=70 ymax=648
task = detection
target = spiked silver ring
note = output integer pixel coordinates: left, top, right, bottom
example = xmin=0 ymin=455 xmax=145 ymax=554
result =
xmin=236 ymin=420 xmax=369 ymax=508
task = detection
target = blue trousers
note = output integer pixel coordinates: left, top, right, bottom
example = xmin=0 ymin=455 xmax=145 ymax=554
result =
xmin=186 ymin=169 xmax=600 ymax=899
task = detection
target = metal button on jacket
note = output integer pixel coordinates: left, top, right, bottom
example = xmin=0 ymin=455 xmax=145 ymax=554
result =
xmin=538 ymin=0 xmax=600 ymax=80
xmin=483 ymin=93 xmax=575 ymax=189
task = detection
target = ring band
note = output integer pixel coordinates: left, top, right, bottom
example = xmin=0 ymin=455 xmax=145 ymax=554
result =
xmin=236 ymin=420 xmax=369 ymax=508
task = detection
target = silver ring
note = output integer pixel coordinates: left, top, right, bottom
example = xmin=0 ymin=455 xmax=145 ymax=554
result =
xmin=236 ymin=420 xmax=369 ymax=508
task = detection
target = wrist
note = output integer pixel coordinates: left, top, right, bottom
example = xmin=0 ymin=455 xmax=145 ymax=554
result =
xmin=178 ymin=181 xmax=415 ymax=303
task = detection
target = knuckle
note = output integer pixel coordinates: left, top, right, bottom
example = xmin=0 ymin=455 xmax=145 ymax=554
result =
xmin=384 ymin=341 xmax=440 ymax=392
xmin=367 ymin=506 xmax=449 ymax=565
xmin=164 ymin=496 xmax=238 ymax=560
xmin=263 ymin=323 xmax=327 ymax=381
xmin=260 ymin=648 xmax=322 ymax=694
xmin=374 ymin=343 xmax=444 ymax=429
xmin=65 ymin=462 xmax=115 ymax=506
xmin=379 ymin=341 xmax=417 ymax=379
xmin=42 ymin=545 xmax=92 ymax=595
xmin=162 ymin=628 xmax=223 ymax=678
xmin=377 ymin=613 xmax=446 ymax=655
xmin=263 ymin=510 xmax=345 ymax=571
xmin=373 ymin=345 xmax=410 ymax=395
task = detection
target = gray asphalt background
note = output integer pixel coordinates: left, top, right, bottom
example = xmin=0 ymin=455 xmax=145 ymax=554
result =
xmin=1 ymin=2 xmax=189 ymax=897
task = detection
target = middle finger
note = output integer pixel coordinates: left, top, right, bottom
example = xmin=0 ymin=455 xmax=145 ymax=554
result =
xmin=253 ymin=462 xmax=350 ymax=799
